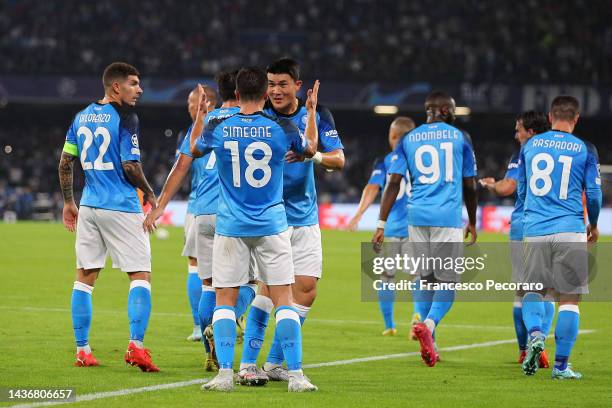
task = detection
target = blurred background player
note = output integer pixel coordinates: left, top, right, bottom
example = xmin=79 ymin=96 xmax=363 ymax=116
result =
xmin=479 ymin=111 xmax=552 ymax=367
xmin=189 ymin=67 xmax=320 ymax=392
xmin=372 ymin=91 xmax=478 ymax=367
xmin=59 ymin=62 xmax=159 ymax=372
xmin=518 ymin=96 xmax=601 ymax=380
xmin=347 ymin=117 xmax=416 ymax=336
xmin=239 ymin=58 xmax=345 ymax=383
xmin=177 ymin=85 xmax=216 ymax=342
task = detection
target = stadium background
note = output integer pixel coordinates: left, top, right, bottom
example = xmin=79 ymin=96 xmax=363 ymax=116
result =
xmin=1 ymin=0 xmax=611 ymax=233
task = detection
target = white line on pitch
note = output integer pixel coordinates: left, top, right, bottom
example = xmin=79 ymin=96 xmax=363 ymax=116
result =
xmin=8 ymin=330 xmax=595 ymax=408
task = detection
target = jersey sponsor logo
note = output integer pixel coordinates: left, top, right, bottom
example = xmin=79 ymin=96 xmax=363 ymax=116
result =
xmin=324 ymin=129 xmax=339 ymax=137
xmin=131 ymin=148 xmax=140 ymax=155
xmin=371 ymin=169 xmax=382 ymax=176
xmin=507 ymin=162 xmax=518 ymax=169
xmin=131 ymin=134 xmax=139 ymax=147
xmin=79 ymin=113 xmax=111 ymax=123
xmin=390 ymin=154 xmax=398 ymax=162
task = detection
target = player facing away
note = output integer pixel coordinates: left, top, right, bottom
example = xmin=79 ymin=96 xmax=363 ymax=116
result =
xmin=189 ymin=67 xmax=320 ymax=392
xmin=347 ymin=117 xmax=416 ymax=336
xmin=144 ymin=71 xmax=256 ymax=372
xmin=479 ymin=111 xmax=552 ymax=367
xmin=239 ymin=58 xmax=345 ymax=384
xmin=518 ymin=96 xmax=601 ymax=379
xmin=58 ymin=62 xmax=159 ymax=372
xmin=178 ymin=85 xmax=217 ymax=342
xmin=372 ymin=91 xmax=478 ymax=367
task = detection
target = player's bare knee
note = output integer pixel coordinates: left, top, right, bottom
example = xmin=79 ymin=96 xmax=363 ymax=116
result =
xmin=216 ymin=287 xmax=240 ymax=306
xmin=203 ymin=277 xmax=213 ymax=286
xmin=128 ymin=271 xmax=151 ymax=282
xmin=188 ymin=257 xmax=198 ymax=267
xmin=76 ymin=268 xmax=100 ymax=286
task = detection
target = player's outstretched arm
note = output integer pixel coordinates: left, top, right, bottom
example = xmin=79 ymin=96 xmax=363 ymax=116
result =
xmin=347 ymin=184 xmax=380 ymax=231
xmin=122 ymin=161 xmax=157 ymax=214
xmin=372 ymin=173 xmax=401 ymax=251
xmin=143 ymin=154 xmax=193 ymax=233
xmin=302 ymin=80 xmax=320 ymax=157
xmin=189 ymin=84 xmax=209 ymax=158
xmin=478 ymin=177 xmax=516 ymax=197
xmin=319 ymin=149 xmax=345 ymax=170
xmin=463 ymin=177 xmax=478 ymax=245
xmin=58 ymin=151 xmax=78 ymax=232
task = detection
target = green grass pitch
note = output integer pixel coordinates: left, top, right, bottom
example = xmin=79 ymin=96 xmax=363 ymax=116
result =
xmin=0 ymin=223 xmax=611 ymax=407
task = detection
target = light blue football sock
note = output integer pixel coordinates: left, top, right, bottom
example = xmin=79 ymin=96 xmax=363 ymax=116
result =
xmin=275 ymin=306 xmax=303 ymax=371
xmin=266 ymin=303 xmax=310 ymax=365
xmin=235 ymin=285 xmax=256 ymax=318
xmin=128 ymin=280 xmax=152 ymax=342
xmin=512 ymin=301 xmax=528 ymax=351
xmin=554 ymin=305 xmax=580 ymax=371
xmin=413 ymin=286 xmax=434 ymax=321
xmin=522 ymin=292 xmax=544 ymax=338
xmin=198 ymin=285 xmax=216 ymax=353
xmin=212 ymin=306 xmax=237 ymax=370
xmin=542 ymin=301 xmax=556 ymax=338
xmin=186 ymin=266 xmax=202 ymax=327
xmin=241 ymin=295 xmax=273 ymax=365
xmin=426 ymin=289 xmax=455 ymax=326
xmin=378 ymin=287 xmax=396 ymax=329
xmin=71 ymin=281 xmax=93 ymax=347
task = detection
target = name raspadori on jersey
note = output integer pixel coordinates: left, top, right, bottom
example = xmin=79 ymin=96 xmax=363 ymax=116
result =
xmin=532 ymin=136 xmax=583 ymax=152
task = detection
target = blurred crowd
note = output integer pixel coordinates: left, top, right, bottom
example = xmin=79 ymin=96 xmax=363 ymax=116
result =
xmin=2 ymin=0 xmax=611 ymax=83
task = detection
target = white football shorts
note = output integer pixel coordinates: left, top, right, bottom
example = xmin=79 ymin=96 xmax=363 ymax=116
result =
xmin=408 ymin=226 xmax=463 ymax=282
xmin=195 ymin=214 xmax=216 ymax=280
xmin=181 ymin=212 xmax=197 ymax=258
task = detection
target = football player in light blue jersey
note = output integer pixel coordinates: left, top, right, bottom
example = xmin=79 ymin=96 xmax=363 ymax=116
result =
xmin=189 ymin=67 xmax=320 ymax=392
xmin=517 ymin=96 xmax=601 ymax=380
xmin=373 ymin=91 xmax=478 ymax=367
xmin=239 ymin=58 xmax=345 ymax=383
xmin=144 ymin=72 xmax=249 ymax=372
xmin=479 ymin=111 xmax=552 ymax=367
xmin=347 ymin=117 xmax=416 ymax=337
xmin=59 ymin=62 xmax=159 ymax=372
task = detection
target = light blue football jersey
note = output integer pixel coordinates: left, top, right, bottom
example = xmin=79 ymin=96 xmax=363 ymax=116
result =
xmin=179 ymin=107 xmax=240 ymax=216
xmin=63 ymin=102 xmax=142 ymax=213
xmin=368 ymin=153 xmax=410 ymax=238
xmin=264 ymin=101 xmax=344 ymax=226
xmin=504 ymin=151 xmax=523 ymax=240
xmin=389 ymin=121 xmax=477 ymax=228
xmin=518 ymin=130 xmax=601 ymax=236
xmin=194 ymin=111 xmax=306 ymax=237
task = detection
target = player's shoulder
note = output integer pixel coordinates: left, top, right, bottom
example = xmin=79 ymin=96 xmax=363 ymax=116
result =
xmin=452 ymin=125 xmax=473 ymax=146
xmin=509 ymin=149 xmax=520 ymax=163
xmin=579 ymin=137 xmax=599 ymax=158
xmin=315 ymin=103 xmax=335 ymax=124
xmin=109 ymin=102 xmax=139 ymax=132
xmin=260 ymin=112 xmax=299 ymax=135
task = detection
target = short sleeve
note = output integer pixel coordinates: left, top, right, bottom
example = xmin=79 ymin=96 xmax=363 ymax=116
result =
xmin=63 ymin=122 xmax=78 ymax=156
xmin=119 ymin=111 xmax=141 ymax=162
xmin=317 ymin=106 xmax=344 ymax=152
xmin=584 ymin=142 xmax=602 ymax=194
xmin=388 ymin=141 xmax=408 ymax=176
xmin=278 ymin=119 xmax=306 ymax=154
xmin=462 ymin=131 xmax=477 ymax=177
xmin=517 ymin=146 xmax=527 ymax=202
xmin=504 ymin=151 xmax=520 ymax=181
xmin=367 ymin=159 xmax=386 ymax=188
xmin=194 ymin=121 xmax=217 ymax=155
xmin=179 ymin=126 xmax=193 ymax=158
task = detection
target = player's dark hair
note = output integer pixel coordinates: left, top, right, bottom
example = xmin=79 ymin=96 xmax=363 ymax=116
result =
xmin=236 ymin=66 xmax=268 ymax=102
xmin=550 ymin=95 xmax=580 ymax=121
xmin=516 ymin=111 xmax=549 ymax=134
xmin=266 ymin=58 xmax=300 ymax=81
xmin=215 ymin=69 xmax=238 ymax=102
xmin=102 ymin=62 xmax=139 ymax=89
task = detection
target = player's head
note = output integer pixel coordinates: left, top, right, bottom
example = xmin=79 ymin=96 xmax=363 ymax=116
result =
xmin=215 ymin=69 xmax=238 ymax=102
xmin=187 ymin=85 xmax=216 ymax=121
xmin=549 ymin=95 xmax=580 ymax=130
xmin=388 ymin=116 xmax=416 ymax=150
xmin=102 ymin=62 xmax=142 ymax=106
xmin=425 ymin=91 xmax=456 ymax=124
xmin=266 ymin=58 xmax=302 ymax=111
xmin=515 ymin=111 xmax=549 ymax=144
xmin=235 ymin=66 xmax=268 ymax=105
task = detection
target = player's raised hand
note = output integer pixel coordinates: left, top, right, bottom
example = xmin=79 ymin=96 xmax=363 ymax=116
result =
xmin=372 ymin=228 xmax=385 ymax=253
xmin=587 ymin=224 xmax=599 ymax=243
xmin=464 ymin=223 xmax=477 ymax=246
xmin=306 ymin=80 xmax=320 ymax=112
xmin=62 ymin=202 xmax=79 ymax=232
xmin=143 ymin=206 xmax=163 ymax=233
xmin=196 ymin=84 xmax=209 ymax=118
